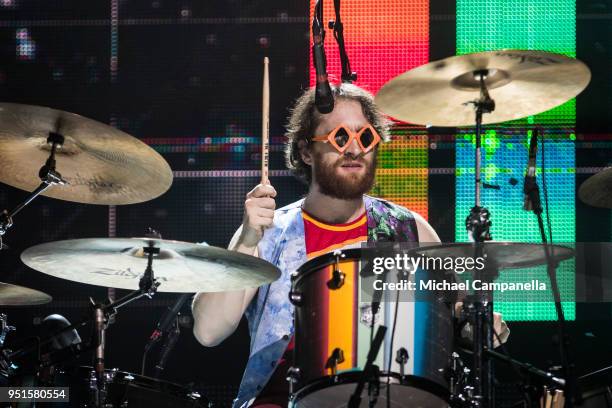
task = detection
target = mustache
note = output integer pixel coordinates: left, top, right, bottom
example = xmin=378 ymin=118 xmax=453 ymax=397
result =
xmin=335 ymin=157 xmax=367 ymax=167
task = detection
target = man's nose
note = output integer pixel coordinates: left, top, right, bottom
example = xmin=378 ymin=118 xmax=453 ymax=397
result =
xmin=344 ymin=137 xmax=362 ymax=157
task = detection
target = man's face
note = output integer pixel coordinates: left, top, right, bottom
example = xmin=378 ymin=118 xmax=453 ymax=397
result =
xmin=305 ymin=99 xmax=377 ymax=199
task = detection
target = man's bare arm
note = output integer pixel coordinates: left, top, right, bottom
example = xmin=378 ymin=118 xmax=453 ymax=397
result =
xmin=192 ymin=227 xmax=259 ymax=346
xmin=192 ymin=184 xmax=276 ymax=346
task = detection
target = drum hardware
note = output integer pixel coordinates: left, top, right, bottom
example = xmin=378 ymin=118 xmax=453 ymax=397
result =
xmin=143 ymin=291 xmax=192 ymax=378
xmin=460 ymin=67 xmax=498 ymax=408
xmin=449 ymin=352 xmax=469 ymax=405
xmin=152 ymin=315 xmax=181 ymax=379
xmin=348 ymin=325 xmax=386 ymax=408
xmin=577 ymin=364 xmax=612 ymax=407
xmin=327 ymin=250 xmax=346 ymax=290
xmin=324 ymin=347 xmax=345 ymax=376
xmin=287 ymin=367 xmax=302 ymax=395
xmin=289 ymin=290 xmax=303 ymax=306
xmin=376 ymin=49 xmax=591 ymax=407
xmin=56 ymin=366 xmax=210 ymax=407
xmin=0 ymin=314 xmax=15 ymax=348
xmin=0 ymin=132 xmax=67 ymax=240
xmin=8 ymin=240 xmax=161 ymax=408
xmin=522 ymin=140 xmax=579 ymax=406
xmin=395 ymin=348 xmax=409 ymax=377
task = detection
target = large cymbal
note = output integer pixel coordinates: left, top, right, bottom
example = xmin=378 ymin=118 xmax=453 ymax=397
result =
xmin=413 ymin=242 xmax=574 ymax=270
xmin=375 ymin=50 xmax=591 ymax=127
xmin=579 ymin=167 xmax=612 ymax=209
xmin=0 ymin=103 xmax=172 ymax=204
xmin=21 ymin=238 xmax=280 ymax=292
xmin=0 ymin=282 xmax=52 ymax=306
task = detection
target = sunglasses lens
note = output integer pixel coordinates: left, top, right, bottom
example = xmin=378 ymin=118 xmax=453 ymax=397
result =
xmin=334 ymin=128 xmax=350 ymax=147
xmin=360 ymin=128 xmax=375 ymax=148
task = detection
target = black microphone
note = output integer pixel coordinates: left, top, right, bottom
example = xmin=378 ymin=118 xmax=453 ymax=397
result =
xmin=312 ymin=0 xmax=334 ymax=114
xmin=523 ymin=129 xmax=538 ymax=211
xmin=146 ymin=293 xmax=191 ymax=347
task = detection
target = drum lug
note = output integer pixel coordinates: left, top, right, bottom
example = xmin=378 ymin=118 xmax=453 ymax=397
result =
xmin=286 ymin=366 xmax=301 ymax=394
xmin=327 ymin=252 xmax=346 ymax=290
xmin=289 ymin=291 xmax=302 ymax=305
xmin=395 ymin=347 xmax=409 ymax=377
xmin=325 ymin=347 xmax=345 ymax=375
xmin=326 ymin=269 xmax=345 ymax=290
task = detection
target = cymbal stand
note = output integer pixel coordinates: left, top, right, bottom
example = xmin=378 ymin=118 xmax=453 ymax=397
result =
xmin=89 ymin=240 xmax=160 ymax=407
xmin=0 ymin=132 xmax=67 ymax=246
xmin=463 ymin=70 xmax=495 ymax=407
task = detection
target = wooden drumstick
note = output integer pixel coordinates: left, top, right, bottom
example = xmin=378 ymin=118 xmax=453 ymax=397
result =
xmin=261 ymin=57 xmax=270 ymax=185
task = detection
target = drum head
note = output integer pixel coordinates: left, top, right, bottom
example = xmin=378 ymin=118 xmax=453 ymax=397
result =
xmin=291 ymin=372 xmax=449 ymax=408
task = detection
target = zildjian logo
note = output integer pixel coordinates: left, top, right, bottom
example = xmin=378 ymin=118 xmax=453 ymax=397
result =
xmin=495 ymin=51 xmax=561 ymax=66
xmin=92 ymin=267 xmax=168 ymax=282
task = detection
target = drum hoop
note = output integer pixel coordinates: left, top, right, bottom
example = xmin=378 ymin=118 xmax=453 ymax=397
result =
xmin=290 ymin=371 xmax=450 ymax=403
xmin=292 ymin=248 xmax=365 ymax=289
xmin=70 ymin=366 xmax=204 ymax=399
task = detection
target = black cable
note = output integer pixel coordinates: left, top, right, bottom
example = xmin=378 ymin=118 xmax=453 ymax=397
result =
xmin=540 ymin=128 xmax=553 ymax=244
xmin=385 ymin=284 xmax=401 ymax=408
xmin=332 ymin=0 xmax=355 ymax=83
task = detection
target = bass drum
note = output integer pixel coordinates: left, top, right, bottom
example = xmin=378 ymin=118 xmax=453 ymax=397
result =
xmin=289 ymin=248 xmax=452 ymax=408
xmin=53 ymin=366 xmax=209 ymax=407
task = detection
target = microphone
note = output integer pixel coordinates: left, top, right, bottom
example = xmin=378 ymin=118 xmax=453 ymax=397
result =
xmin=312 ymin=0 xmax=334 ymax=114
xmin=523 ymin=129 xmax=539 ymax=211
xmin=146 ymin=293 xmax=191 ymax=347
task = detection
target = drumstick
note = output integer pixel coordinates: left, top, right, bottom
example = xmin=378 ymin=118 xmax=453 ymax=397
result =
xmin=261 ymin=57 xmax=270 ymax=185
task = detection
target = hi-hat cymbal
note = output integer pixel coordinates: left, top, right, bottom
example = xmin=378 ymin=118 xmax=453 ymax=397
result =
xmin=375 ymin=50 xmax=591 ymax=127
xmin=413 ymin=242 xmax=574 ymax=270
xmin=579 ymin=167 xmax=612 ymax=209
xmin=0 ymin=103 xmax=173 ymax=205
xmin=21 ymin=238 xmax=280 ymax=292
xmin=0 ymin=282 xmax=52 ymax=306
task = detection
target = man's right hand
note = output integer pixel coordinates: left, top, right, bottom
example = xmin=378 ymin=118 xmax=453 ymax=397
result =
xmin=238 ymin=183 xmax=277 ymax=248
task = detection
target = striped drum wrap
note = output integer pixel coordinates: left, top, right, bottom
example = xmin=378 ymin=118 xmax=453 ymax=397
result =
xmin=290 ymin=248 xmax=451 ymax=406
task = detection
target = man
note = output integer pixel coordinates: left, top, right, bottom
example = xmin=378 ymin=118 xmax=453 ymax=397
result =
xmin=192 ymin=83 xmax=508 ymax=407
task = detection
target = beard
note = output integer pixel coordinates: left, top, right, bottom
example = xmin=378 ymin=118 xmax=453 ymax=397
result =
xmin=312 ymin=152 xmax=377 ymax=200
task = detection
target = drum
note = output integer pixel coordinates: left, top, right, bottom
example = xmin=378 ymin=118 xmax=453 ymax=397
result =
xmin=53 ymin=366 xmax=209 ymax=407
xmin=578 ymin=366 xmax=612 ymax=407
xmin=289 ymin=248 xmax=452 ymax=408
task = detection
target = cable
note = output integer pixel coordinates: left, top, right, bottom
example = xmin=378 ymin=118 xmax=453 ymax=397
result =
xmin=385 ymin=283 xmax=401 ymax=408
xmin=540 ymin=128 xmax=553 ymax=244
xmin=332 ymin=0 xmax=355 ymax=83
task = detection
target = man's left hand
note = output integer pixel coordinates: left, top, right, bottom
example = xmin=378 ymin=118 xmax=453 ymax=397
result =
xmin=493 ymin=312 xmax=510 ymax=348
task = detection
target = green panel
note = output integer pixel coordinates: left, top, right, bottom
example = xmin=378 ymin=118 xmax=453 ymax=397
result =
xmin=456 ymin=0 xmax=576 ymax=321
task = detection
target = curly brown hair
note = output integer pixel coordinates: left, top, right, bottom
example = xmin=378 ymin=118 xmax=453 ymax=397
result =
xmin=284 ymin=83 xmax=392 ymax=184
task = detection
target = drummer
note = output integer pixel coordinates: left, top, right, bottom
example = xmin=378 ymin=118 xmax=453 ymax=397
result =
xmin=192 ymin=83 xmax=508 ymax=408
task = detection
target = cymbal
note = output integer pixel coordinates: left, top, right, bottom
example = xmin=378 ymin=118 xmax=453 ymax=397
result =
xmin=0 ymin=103 xmax=173 ymax=205
xmin=21 ymin=238 xmax=281 ymax=292
xmin=0 ymin=282 xmax=52 ymax=306
xmin=413 ymin=242 xmax=574 ymax=270
xmin=375 ymin=50 xmax=591 ymax=126
xmin=579 ymin=167 xmax=612 ymax=209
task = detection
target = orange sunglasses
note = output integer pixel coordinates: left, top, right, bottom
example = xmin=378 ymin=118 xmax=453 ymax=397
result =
xmin=311 ymin=124 xmax=382 ymax=153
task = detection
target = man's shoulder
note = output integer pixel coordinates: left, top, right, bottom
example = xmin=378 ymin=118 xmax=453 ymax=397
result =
xmin=365 ymin=195 xmax=416 ymax=221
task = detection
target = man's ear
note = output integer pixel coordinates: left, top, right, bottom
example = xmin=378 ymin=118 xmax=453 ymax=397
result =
xmin=298 ymin=140 xmax=313 ymax=166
